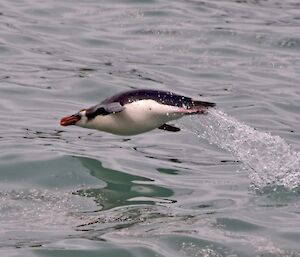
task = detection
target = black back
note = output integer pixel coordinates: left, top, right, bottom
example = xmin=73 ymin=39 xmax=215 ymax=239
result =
xmin=101 ymin=89 xmax=199 ymax=108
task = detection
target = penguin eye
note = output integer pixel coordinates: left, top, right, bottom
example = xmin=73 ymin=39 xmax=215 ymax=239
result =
xmin=79 ymin=109 xmax=86 ymax=115
xmin=77 ymin=109 xmax=86 ymax=116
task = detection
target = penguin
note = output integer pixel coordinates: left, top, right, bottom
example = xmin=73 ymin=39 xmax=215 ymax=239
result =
xmin=60 ymin=89 xmax=215 ymax=136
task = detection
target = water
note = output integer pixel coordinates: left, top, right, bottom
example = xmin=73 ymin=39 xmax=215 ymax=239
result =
xmin=181 ymin=109 xmax=300 ymax=191
xmin=1 ymin=0 xmax=300 ymax=256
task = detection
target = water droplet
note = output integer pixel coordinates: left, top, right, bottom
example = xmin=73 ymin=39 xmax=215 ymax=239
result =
xmin=179 ymin=109 xmax=300 ymax=191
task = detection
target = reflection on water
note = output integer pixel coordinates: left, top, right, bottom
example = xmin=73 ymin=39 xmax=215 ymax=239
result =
xmin=75 ymin=156 xmax=175 ymax=211
xmin=0 ymin=155 xmax=176 ymax=248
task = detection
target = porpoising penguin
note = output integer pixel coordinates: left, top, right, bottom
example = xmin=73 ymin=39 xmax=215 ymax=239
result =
xmin=60 ymin=89 xmax=215 ymax=136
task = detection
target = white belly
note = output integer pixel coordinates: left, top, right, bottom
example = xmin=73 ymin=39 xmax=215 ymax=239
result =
xmin=86 ymin=100 xmax=183 ymax=135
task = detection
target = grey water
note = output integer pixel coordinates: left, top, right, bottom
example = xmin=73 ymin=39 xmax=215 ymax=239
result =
xmin=1 ymin=0 xmax=300 ymax=257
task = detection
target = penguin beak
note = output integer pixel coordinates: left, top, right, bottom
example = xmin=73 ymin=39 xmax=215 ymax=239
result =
xmin=60 ymin=114 xmax=81 ymax=126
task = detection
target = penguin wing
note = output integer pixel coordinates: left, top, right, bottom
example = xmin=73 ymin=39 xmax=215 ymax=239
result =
xmin=86 ymin=102 xmax=125 ymax=118
xmin=103 ymin=102 xmax=125 ymax=114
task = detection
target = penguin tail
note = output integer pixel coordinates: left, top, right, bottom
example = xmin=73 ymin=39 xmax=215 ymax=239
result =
xmin=180 ymin=100 xmax=216 ymax=115
xmin=193 ymin=100 xmax=216 ymax=108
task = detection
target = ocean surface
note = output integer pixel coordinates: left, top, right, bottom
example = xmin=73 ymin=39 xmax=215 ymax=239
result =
xmin=0 ymin=0 xmax=300 ymax=256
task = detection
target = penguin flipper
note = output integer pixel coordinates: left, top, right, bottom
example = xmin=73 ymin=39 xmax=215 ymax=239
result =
xmin=158 ymin=124 xmax=181 ymax=132
xmin=86 ymin=102 xmax=125 ymax=118
xmin=103 ymin=102 xmax=125 ymax=114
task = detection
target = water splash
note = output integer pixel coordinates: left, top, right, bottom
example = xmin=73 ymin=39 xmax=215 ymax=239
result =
xmin=181 ymin=109 xmax=300 ymax=191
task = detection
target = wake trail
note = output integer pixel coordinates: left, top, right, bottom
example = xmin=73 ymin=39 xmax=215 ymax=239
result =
xmin=181 ymin=109 xmax=300 ymax=191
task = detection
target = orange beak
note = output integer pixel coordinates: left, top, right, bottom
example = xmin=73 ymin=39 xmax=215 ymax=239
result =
xmin=60 ymin=114 xmax=81 ymax=126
